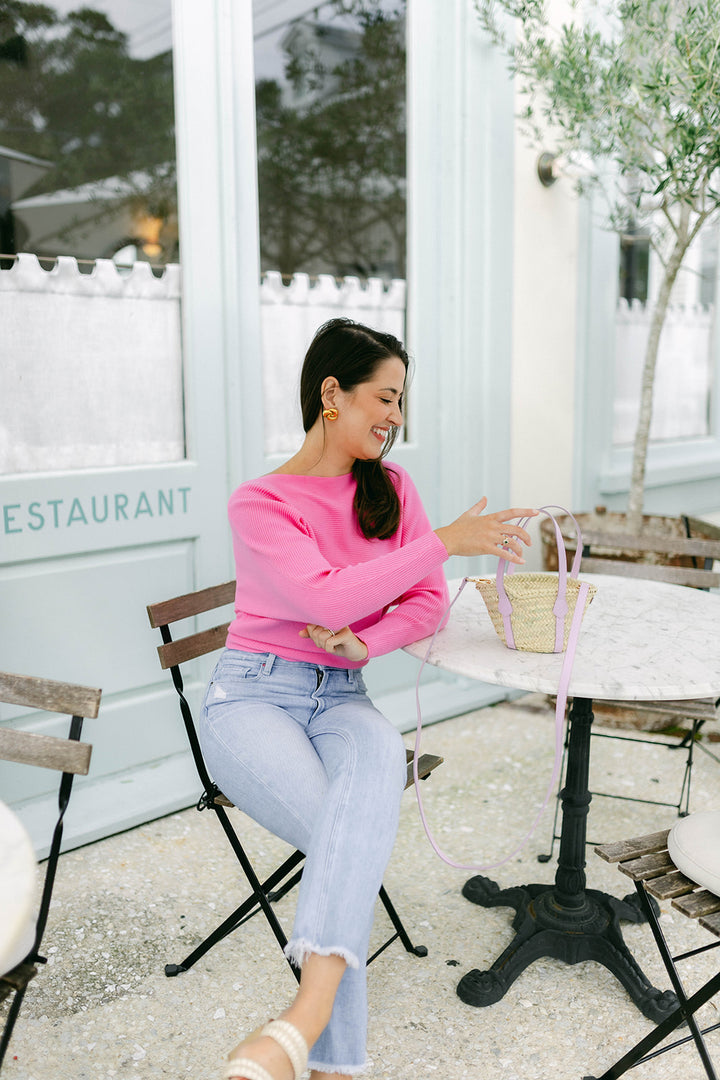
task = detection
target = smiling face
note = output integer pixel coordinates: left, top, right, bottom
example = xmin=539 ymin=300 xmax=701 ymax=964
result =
xmin=322 ymin=356 xmax=406 ymax=470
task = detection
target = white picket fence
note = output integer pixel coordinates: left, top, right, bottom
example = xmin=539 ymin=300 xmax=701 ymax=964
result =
xmin=613 ymin=299 xmax=715 ymax=445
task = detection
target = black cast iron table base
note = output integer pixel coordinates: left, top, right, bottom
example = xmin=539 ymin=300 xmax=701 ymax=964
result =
xmin=457 ymin=878 xmax=677 ymax=1023
xmin=456 ymin=697 xmax=678 ymax=1025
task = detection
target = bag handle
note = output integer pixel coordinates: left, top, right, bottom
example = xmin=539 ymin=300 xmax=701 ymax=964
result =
xmin=496 ymin=506 xmax=585 ymax=652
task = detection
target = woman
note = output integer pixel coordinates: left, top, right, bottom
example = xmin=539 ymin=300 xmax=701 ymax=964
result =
xmin=199 ymin=318 xmax=536 ymax=1080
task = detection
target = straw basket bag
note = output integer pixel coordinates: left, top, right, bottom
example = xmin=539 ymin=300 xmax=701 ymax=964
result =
xmin=470 ymin=507 xmax=597 ymax=653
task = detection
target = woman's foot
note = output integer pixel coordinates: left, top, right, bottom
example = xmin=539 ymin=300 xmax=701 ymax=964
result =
xmin=225 ymin=1018 xmax=308 ymax=1080
xmin=226 ymin=953 xmax=347 ymax=1080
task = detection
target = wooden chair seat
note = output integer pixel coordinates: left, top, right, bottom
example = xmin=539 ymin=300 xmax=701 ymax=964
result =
xmin=593 ymin=696 xmax=718 ymax=724
xmin=597 ymin=830 xmax=720 ymax=938
xmin=209 ymin=748 xmax=443 ymax=810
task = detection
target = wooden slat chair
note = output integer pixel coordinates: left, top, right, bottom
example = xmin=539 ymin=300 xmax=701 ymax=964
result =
xmin=0 ymin=673 xmax=102 ymax=1069
xmin=539 ymin=527 xmax=720 ymax=861
xmin=586 ymin=831 xmax=720 ymax=1080
xmin=147 ymin=580 xmax=444 ymax=980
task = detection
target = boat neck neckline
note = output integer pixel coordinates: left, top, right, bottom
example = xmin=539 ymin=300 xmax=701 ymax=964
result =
xmin=265 ymin=471 xmax=354 ymax=480
xmin=262 ymin=462 xmax=400 ymax=480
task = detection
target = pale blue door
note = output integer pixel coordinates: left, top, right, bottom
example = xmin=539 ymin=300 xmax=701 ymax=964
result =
xmin=0 ymin=0 xmax=250 ymax=854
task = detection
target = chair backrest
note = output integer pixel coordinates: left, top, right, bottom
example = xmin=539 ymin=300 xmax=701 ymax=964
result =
xmin=0 ymin=673 xmax=101 ymax=778
xmin=146 ymin=581 xmax=235 ymax=795
xmin=0 ymin=668 xmax=102 ymax=867
xmin=147 ymin=580 xmax=235 ymax=670
xmin=580 ymin=531 xmax=720 ymax=589
xmin=0 ymin=672 xmax=101 ymax=1065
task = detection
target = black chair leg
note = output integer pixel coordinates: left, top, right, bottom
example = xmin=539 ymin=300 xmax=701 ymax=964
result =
xmin=0 ymin=984 xmax=28 ymax=1069
xmin=634 ymin=881 xmax=718 ymax=1077
xmin=584 ymin=882 xmax=720 ymax=1080
xmin=374 ymin=885 xmax=428 ymax=960
xmin=165 ymin=845 xmax=305 ymax=980
xmin=584 ymin=970 xmax=720 ymax=1080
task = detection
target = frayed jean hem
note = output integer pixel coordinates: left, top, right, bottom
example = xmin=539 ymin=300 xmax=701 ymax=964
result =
xmin=308 ymin=1059 xmax=370 ymax=1076
xmin=284 ymin=938 xmax=360 ymax=971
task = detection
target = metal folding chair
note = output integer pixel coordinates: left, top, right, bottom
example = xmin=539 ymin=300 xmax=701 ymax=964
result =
xmin=147 ymin=580 xmax=443 ymax=980
xmin=539 ymin=527 xmax=720 ymax=862
xmin=586 ymin=829 xmax=720 ymax=1080
xmin=0 ymin=672 xmax=101 ymax=1070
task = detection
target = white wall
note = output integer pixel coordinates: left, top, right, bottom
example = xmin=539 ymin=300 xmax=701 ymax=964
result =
xmin=509 ymin=128 xmax=580 ymax=565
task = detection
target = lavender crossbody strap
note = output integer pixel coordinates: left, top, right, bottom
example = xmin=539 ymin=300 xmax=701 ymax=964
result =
xmin=412 ymin=507 xmax=591 ymax=872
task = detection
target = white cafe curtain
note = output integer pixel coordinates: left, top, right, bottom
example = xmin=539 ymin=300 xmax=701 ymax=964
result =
xmin=0 ymin=254 xmax=184 ymax=474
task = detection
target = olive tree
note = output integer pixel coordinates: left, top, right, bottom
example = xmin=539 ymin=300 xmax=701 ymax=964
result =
xmin=476 ymin=0 xmax=720 ymax=531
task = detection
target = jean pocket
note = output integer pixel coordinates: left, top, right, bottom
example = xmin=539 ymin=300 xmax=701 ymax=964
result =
xmin=207 ymin=656 xmax=267 ymax=701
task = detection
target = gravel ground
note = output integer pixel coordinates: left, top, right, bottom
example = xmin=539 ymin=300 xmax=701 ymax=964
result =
xmin=2 ymin=694 xmax=719 ymax=1080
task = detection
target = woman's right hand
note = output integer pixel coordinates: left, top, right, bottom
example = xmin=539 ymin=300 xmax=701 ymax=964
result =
xmin=434 ymin=498 xmax=538 ymax=562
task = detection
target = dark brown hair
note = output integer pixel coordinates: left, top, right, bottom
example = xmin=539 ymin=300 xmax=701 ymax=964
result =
xmin=300 ymin=317 xmax=409 ymax=539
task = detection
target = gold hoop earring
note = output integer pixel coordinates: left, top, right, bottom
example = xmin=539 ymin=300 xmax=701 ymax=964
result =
xmin=322 ymin=408 xmax=339 ymax=421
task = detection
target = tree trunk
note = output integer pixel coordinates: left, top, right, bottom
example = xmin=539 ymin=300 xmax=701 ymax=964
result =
xmin=625 ymin=227 xmax=689 ymax=534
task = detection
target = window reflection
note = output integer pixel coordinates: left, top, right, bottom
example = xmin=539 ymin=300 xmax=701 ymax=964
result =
xmin=613 ymin=219 xmax=718 ymax=446
xmin=254 ymin=0 xmax=407 ymax=282
xmin=618 ymin=228 xmax=650 ymax=304
xmin=0 ymin=1 xmax=176 ymax=268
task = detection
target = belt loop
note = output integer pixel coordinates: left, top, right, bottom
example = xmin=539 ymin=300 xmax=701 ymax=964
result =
xmin=263 ymin=653 xmax=276 ymax=675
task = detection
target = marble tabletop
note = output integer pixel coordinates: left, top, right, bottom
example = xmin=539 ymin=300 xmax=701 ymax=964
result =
xmin=0 ymin=800 xmax=37 ymax=977
xmin=404 ymin=574 xmax=720 ymax=701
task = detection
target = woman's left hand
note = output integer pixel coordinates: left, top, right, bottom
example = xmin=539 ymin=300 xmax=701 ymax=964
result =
xmin=300 ymin=624 xmax=369 ymax=662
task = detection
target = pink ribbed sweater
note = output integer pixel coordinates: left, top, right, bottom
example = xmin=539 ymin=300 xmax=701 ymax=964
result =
xmin=225 ymin=463 xmax=450 ymax=668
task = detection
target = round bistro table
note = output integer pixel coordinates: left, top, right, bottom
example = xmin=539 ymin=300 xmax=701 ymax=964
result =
xmin=404 ymin=574 xmax=720 ymax=1022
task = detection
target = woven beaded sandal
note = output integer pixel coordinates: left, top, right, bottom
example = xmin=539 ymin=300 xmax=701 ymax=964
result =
xmin=223 ymin=1018 xmax=309 ymax=1080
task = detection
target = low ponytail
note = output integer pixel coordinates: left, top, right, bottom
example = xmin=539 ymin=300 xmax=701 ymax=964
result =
xmin=352 ymin=458 xmax=401 ymax=540
xmin=300 ymin=318 xmax=410 ymax=540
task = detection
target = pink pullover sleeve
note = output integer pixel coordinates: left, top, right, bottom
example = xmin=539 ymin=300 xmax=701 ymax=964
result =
xmin=230 ymin=469 xmax=449 ymax=657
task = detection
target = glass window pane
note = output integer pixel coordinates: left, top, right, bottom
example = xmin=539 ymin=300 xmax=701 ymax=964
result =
xmin=612 ymin=222 xmax=717 ymax=447
xmin=253 ymin=0 xmax=408 ymax=456
xmin=0 ymin=0 xmax=177 ymax=267
xmin=0 ymin=2 xmax=183 ymax=475
xmin=254 ymin=0 xmax=406 ymax=281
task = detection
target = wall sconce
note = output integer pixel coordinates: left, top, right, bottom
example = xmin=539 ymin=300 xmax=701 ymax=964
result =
xmin=537 ymin=151 xmax=595 ymax=187
xmin=537 ymin=152 xmax=559 ymax=186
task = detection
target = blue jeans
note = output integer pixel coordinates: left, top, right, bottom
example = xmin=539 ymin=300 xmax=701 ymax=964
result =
xmin=199 ymin=648 xmax=408 ymax=1074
